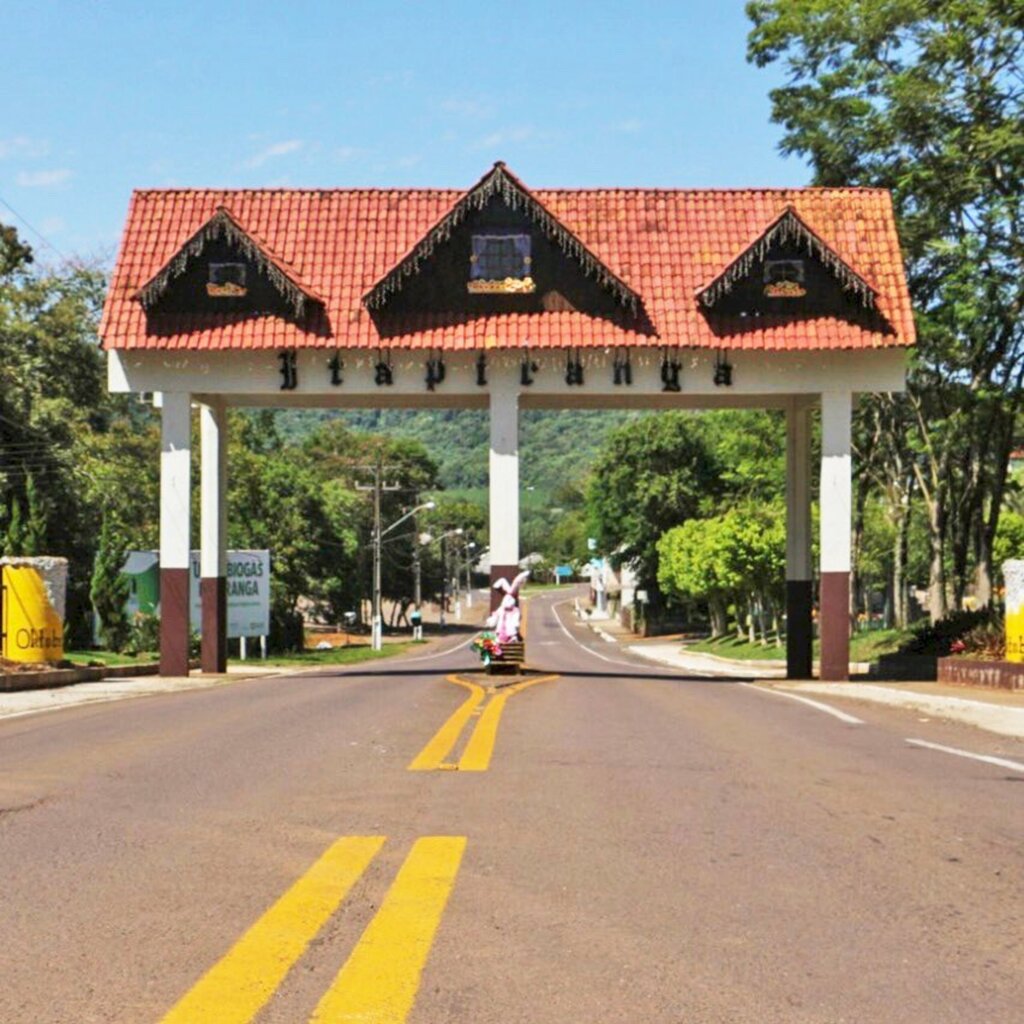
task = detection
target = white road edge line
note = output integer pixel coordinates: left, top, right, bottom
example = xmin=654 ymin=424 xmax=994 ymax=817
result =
xmin=905 ymin=738 xmax=1024 ymax=774
xmin=741 ymin=683 xmax=864 ymax=725
xmin=550 ymin=601 xmax=707 ymax=674
xmin=397 ymin=636 xmax=474 ymax=663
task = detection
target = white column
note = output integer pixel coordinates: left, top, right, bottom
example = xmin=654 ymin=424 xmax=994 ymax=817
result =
xmin=786 ymin=400 xmax=813 ymax=679
xmin=159 ymin=391 xmax=191 ymax=676
xmin=200 ymin=402 xmax=227 ymax=579
xmin=489 ymin=363 xmax=520 ymax=601
xmin=819 ymin=390 xmax=853 ymax=680
xmin=200 ymin=401 xmax=228 ymax=672
xmin=820 ymin=391 xmax=852 ymax=574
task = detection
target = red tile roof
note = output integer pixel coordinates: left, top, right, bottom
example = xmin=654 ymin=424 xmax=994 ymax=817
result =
xmin=100 ymin=169 xmax=915 ymax=353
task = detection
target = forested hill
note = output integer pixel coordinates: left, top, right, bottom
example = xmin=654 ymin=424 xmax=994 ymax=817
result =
xmin=277 ymin=409 xmax=643 ymax=492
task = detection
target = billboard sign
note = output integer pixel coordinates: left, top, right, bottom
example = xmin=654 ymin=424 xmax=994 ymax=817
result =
xmin=189 ymin=550 xmax=271 ymax=638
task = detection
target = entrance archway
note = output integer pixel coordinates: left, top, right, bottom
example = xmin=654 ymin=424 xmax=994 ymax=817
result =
xmin=101 ymin=164 xmax=913 ymax=680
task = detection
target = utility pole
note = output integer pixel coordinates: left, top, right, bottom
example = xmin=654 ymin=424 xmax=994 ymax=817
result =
xmin=439 ymin=533 xmax=447 ymax=631
xmin=355 ymin=455 xmax=401 ymax=652
xmin=372 ymin=464 xmax=382 ymax=651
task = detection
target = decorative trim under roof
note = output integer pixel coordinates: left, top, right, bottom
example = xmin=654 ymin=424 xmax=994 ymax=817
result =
xmin=363 ymin=162 xmax=642 ymax=313
xmin=697 ymin=205 xmax=877 ymax=310
xmin=134 ymin=206 xmax=321 ymax=318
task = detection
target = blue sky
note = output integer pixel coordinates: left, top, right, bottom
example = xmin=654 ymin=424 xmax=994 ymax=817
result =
xmin=0 ymin=1 xmax=805 ymax=266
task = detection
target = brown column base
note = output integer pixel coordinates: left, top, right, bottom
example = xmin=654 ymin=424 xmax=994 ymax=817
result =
xmin=160 ymin=567 xmax=191 ymax=677
xmin=200 ymin=575 xmax=227 ymax=673
xmin=786 ymin=579 xmax=813 ymax=680
xmin=819 ymin=571 xmax=851 ymax=681
xmin=489 ymin=564 xmax=520 ymax=612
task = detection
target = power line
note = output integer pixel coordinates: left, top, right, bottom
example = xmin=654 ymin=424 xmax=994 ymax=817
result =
xmin=0 ymin=192 xmax=70 ymax=265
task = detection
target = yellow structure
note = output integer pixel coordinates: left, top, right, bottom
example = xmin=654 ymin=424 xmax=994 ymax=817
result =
xmin=1 ymin=558 xmax=66 ymax=663
xmin=1003 ymin=560 xmax=1024 ymax=663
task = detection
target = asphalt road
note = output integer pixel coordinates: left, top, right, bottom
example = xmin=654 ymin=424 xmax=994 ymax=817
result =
xmin=1 ymin=589 xmax=1022 ymax=1023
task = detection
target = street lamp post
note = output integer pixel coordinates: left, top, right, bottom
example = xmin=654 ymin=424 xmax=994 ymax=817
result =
xmin=372 ymin=499 xmax=435 ymax=651
xmin=429 ymin=527 xmax=463 ymax=632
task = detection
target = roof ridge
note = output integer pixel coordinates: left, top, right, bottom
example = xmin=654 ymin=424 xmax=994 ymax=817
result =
xmin=128 ymin=185 xmax=891 ymax=197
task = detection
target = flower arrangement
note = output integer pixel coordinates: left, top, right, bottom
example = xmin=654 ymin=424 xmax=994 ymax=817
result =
xmin=472 ymin=632 xmax=503 ymax=664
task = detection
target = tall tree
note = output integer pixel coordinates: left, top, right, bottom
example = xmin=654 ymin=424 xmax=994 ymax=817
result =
xmin=747 ymin=0 xmax=1024 ymax=619
xmin=0 ymin=222 xmax=111 ymax=639
xmin=587 ymin=413 xmax=721 ymax=605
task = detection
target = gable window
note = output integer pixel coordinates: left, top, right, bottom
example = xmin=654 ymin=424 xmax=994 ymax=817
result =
xmin=763 ymin=259 xmax=806 ymax=298
xmin=468 ymin=233 xmax=535 ymax=294
xmin=207 ymin=262 xmax=248 ymax=298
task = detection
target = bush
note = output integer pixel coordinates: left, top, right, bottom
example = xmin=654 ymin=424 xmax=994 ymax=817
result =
xmin=957 ymin=619 xmax=1006 ymax=660
xmin=270 ymin=606 xmax=305 ymax=652
xmin=899 ymin=608 xmax=996 ymax=656
xmin=124 ymin=612 xmax=160 ymax=656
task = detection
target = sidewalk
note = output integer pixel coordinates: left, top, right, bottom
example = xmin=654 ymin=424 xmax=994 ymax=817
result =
xmin=0 ymin=665 xmax=265 ymax=723
xmin=583 ymin=613 xmax=1024 ymax=739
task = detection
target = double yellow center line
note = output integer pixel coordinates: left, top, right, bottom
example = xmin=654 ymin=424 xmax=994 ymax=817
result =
xmin=160 ymin=835 xmax=465 ymax=1024
xmin=408 ymin=673 xmax=559 ymax=772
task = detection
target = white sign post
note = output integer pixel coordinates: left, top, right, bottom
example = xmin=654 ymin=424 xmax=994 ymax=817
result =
xmin=189 ymin=550 xmax=271 ymax=640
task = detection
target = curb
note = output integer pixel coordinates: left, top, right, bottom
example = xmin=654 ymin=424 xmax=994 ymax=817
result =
xmin=0 ymin=662 xmax=161 ymax=693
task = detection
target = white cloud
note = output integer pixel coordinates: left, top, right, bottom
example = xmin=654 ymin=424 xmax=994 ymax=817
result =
xmin=244 ymin=139 xmax=303 ymax=168
xmin=471 ymin=126 xmax=536 ymax=150
xmin=16 ymin=168 xmax=72 ymax=188
xmin=0 ymin=136 xmax=48 ymax=160
xmin=609 ymin=118 xmax=644 ymax=133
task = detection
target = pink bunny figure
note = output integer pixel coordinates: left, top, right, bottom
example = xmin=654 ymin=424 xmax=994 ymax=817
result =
xmin=486 ymin=570 xmax=529 ymax=645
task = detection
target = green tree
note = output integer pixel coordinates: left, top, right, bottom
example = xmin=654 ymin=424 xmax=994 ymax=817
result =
xmin=747 ymin=1 xmax=1024 ymax=618
xmin=658 ymin=518 xmax=740 ymax=637
xmin=0 ymin=222 xmax=113 ymax=641
xmin=587 ymin=413 xmax=721 ymax=604
xmin=994 ymin=509 xmax=1024 ymax=575
xmin=90 ymin=514 xmax=130 ymax=650
xmin=659 ymin=501 xmax=786 ymax=642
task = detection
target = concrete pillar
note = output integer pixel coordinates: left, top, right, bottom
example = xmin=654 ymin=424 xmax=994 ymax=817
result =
xmin=786 ymin=400 xmax=813 ymax=679
xmin=200 ymin=401 xmax=228 ymax=673
xmin=819 ymin=390 xmax=853 ymax=680
xmin=489 ymin=363 xmax=520 ymax=610
xmin=159 ymin=392 xmax=191 ymax=676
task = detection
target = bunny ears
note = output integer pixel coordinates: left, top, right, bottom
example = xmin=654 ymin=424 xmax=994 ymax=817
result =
xmin=493 ymin=569 xmax=530 ymax=596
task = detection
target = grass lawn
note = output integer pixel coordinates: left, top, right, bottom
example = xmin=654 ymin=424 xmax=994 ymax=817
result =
xmin=232 ymin=641 xmax=420 ymax=669
xmin=685 ymin=627 xmax=911 ymax=664
xmin=64 ymin=650 xmax=159 ymax=667
xmin=685 ymin=636 xmax=787 ymax=661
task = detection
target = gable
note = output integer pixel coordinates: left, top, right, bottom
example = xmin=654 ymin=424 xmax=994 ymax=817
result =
xmin=363 ymin=162 xmax=642 ymax=315
xmin=703 ymin=237 xmax=879 ymax=324
xmin=697 ymin=206 xmax=877 ymax=314
xmin=134 ymin=207 xmax=322 ymax=320
xmin=374 ymin=194 xmax=630 ymax=319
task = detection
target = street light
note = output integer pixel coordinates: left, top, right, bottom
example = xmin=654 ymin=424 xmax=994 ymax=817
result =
xmin=417 ymin=527 xmax=464 ymax=630
xmin=372 ymin=500 xmax=435 ymax=651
